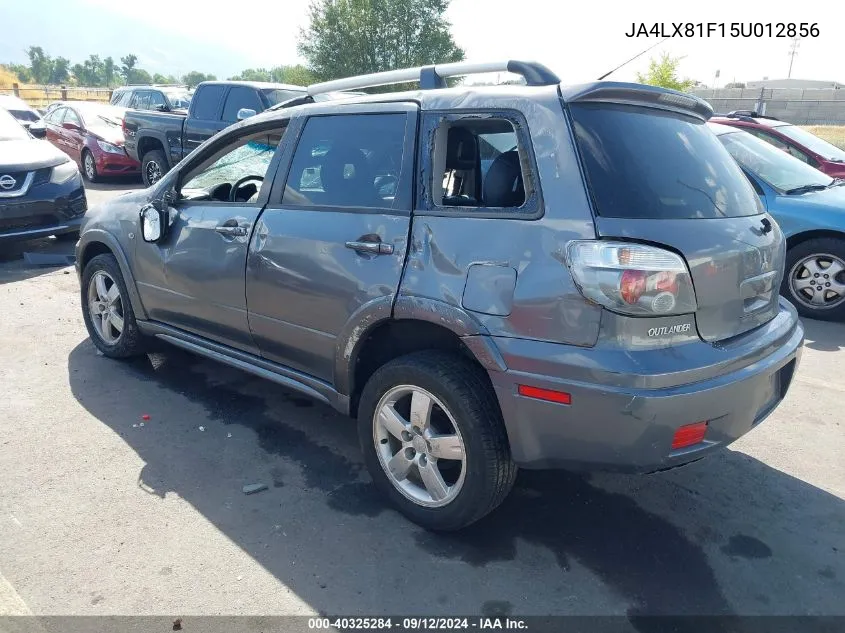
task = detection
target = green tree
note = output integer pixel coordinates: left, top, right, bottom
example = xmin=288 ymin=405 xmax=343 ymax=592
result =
xmin=26 ymin=46 xmax=53 ymax=84
xmin=103 ymin=57 xmax=117 ymax=86
xmin=229 ymin=68 xmax=272 ymax=82
xmin=182 ymin=71 xmax=216 ymax=88
xmin=271 ymin=64 xmax=315 ymax=86
xmin=131 ymin=68 xmax=153 ymax=84
xmin=298 ymin=0 xmax=464 ymax=82
xmin=120 ymin=54 xmax=138 ymax=83
xmin=6 ymin=62 xmax=32 ymax=82
xmin=636 ymin=52 xmax=696 ymax=92
xmin=49 ymin=57 xmax=70 ymax=84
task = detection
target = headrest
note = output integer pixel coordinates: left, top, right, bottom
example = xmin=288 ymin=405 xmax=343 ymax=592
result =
xmin=483 ymin=150 xmax=525 ymax=208
xmin=445 ymin=126 xmax=478 ymax=170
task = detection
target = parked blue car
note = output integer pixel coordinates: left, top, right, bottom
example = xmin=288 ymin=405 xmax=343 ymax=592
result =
xmin=710 ymin=122 xmax=845 ymax=321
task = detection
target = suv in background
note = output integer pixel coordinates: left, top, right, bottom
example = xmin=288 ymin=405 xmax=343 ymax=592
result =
xmin=75 ymin=61 xmax=803 ymax=531
xmin=111 ymin=85 xmax=192 ymax=113
xmin=713 ymin=110 xmax=845 ymax=178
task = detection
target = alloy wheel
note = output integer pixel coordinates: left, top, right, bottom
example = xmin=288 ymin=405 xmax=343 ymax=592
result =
xmin=84 ymin=153 xmax=96 ymax=180
xmin=146 ymin=161 xmax=162 ymax=185
xmin=373 ymin=385 xmax=466 ymax=508
xmin=87 ymin=271 xmax=124 ymax=344
xmin=789 ymin=253 xmax=845 ymax=310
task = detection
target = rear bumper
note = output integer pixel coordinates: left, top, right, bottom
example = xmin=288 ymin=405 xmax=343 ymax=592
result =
xmin=0 ymin=179 xmax=87 ymax=242
xmin=488 ymin=299 xmax=804 ymax=472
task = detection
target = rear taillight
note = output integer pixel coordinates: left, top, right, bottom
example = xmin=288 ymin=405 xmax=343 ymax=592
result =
xmin=566 ymin=241 xmax=697 ymax=316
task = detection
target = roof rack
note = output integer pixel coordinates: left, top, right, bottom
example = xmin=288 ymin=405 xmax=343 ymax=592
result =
xmin=307 ymin=60 xmax=560 ymax=96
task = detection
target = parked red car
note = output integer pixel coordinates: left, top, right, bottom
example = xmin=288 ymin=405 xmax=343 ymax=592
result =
xmin=712 ymin=111 xmax=845 ymax=178
xmin=42 ymin=102 xmax=140 ymax=182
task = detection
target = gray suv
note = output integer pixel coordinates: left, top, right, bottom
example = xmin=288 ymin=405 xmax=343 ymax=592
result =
xmin=76 ymin=60 xmax=804 ymax=531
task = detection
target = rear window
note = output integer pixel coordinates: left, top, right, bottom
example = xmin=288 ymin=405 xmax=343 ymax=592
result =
xmin=570 ymin=103 xmax=764 ymax=219
xmin=262 ymin=89 xmax=308 ymax=107
xmin=9 ymin=109 xmax=40 ymax=123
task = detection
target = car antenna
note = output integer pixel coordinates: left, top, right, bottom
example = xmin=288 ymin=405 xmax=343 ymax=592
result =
xmin=597 ymin=37 xmax=670 ymax=80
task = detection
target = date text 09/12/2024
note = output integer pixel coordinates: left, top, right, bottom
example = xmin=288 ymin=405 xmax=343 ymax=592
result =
xmin=625 ymin=22 xmax=820 ymax=38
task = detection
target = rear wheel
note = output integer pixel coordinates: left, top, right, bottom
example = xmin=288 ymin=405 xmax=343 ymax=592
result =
xmin=783 ymin=238 xmax=845 ymax=321
xmin=82 ymin=150 xmax=98 ymax=183
xmin=81 ymin=254 xmax=148 ymax=358
xmin=141 ymin=149 xmax=169 ymax=187
xmin=357 ymin=351 xmax=516 ymax=531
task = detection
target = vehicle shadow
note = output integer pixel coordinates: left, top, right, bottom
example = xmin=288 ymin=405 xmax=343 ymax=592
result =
xmin=0 ymin=236 xmax=76 ymax=285
xmin=801 ymin=317 xmax=845 ymax=352
xmin=66 ymin=341 xmax=845 ymax=622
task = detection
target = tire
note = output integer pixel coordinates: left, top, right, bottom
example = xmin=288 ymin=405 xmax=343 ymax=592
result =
xmin=141 ymin=149 xmax=169 ymax=187
xmin=782 ymin=237 xmax=845 ymax=321
xmin=82 ymin=150 xmax=98 ymax=183
xmin=357 ymin=350 xmax=516 ymax=531
xmin=81 ymin=253 xmax=148 ymax=358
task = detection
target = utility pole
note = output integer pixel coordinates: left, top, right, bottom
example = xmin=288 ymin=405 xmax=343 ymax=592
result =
xmin=787 ymin=37 xmax=800 ymax=78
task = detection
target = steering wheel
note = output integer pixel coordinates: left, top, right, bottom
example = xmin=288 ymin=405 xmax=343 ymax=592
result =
xmin=229 ymin=175 xmax=264 ymax=202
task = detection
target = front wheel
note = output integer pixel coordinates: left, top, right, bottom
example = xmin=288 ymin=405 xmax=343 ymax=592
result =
xmin=783 ymin=238 xmax=845 ymax=321
xmin=141 ymin=149 xmax=169 ymax=187
xmin=358 ymin=351 xmax=516 ymax=531
xmin=81 ymin=254 xmax=148 ymax=358
xmin=82 ymin=150 xmax=98 ymax=183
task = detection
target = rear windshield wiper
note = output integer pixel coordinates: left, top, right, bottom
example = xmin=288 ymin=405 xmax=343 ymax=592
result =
xmin=784 ymin=183 xmax=829 ymax=195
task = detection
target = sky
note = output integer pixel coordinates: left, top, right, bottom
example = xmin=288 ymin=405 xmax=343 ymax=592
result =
xmin=0 ymin=0 xmax=841 ymax=85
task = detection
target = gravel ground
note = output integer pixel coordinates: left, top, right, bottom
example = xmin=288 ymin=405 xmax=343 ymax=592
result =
xmin=0 ymin=180 xmax=843 ymax=620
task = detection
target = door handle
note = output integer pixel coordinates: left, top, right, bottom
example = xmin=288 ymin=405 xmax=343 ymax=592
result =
xmin=215 ymin=223 xmax=248 ymax=237
xmin=345 ymin=240 xmax=394 ymax=255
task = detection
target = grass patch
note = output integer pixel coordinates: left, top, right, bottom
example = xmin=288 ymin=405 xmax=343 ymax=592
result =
xmin=803 ymin=126 xmax=845 ymax=150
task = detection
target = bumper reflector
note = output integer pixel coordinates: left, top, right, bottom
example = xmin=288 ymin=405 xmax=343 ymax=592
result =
xmin=672 ymin=421 xmax=708 ymax=450
xmin=517 ymin=384 xmax=571 ymax=405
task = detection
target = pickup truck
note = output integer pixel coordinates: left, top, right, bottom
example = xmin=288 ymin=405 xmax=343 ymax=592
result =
xmin=123 ymin=80 xmax=307 ymax=186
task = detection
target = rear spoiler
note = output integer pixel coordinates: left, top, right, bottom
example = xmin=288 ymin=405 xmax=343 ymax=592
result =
xmin=560 ymin=82 xmax=713 ymax=121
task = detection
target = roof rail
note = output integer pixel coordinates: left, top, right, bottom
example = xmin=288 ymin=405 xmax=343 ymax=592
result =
xmin=307 ymin=60 xmax=560 ymax=96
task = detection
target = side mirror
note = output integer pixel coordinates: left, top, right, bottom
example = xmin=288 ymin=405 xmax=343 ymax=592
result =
xmin=140 ymin=204 xmax=167 ymax=242
xmin=155 ymin=104 xmax=170 ymax=112
xmin=62 ymin=121 xmax=81 ymax=131
xmin=237 ymin=108 xmax=257 ymax=121
xmin=29 ymin=122 xmax=47 ymax=139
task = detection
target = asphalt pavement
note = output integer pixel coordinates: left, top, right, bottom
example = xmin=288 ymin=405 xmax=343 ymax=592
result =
xmin=0 ymin=178 xmax=843 ymax=620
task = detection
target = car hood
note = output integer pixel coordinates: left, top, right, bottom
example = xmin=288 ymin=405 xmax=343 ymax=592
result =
xmin=0 ymin=139 xmax=70 ymax=171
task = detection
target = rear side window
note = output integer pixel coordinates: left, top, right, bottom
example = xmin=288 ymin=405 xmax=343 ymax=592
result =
xmin=571 ymin=103 xmax=764 ymax=219
xmin=192 ymin=85 xmax=226 ymax=120
xmin=282 ymin=113 xmax=409 ymax=210
xmin=222 ymin=87 xmax=263 ymax=122
xmin=147 ymin=91 xmax=167 ymax=110
xmin=132 ymin=91 xmax=152 ymax=110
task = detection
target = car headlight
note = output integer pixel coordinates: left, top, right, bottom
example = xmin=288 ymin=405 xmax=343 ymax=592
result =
xmin=50 ymin=160 xmax=80 ymax=184
xmin=96 ymin=139 xmax=124 ymax=154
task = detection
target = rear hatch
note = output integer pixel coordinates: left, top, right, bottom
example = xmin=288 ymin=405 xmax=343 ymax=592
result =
xmin=563 ymin=84 xmax=784 ymax=342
